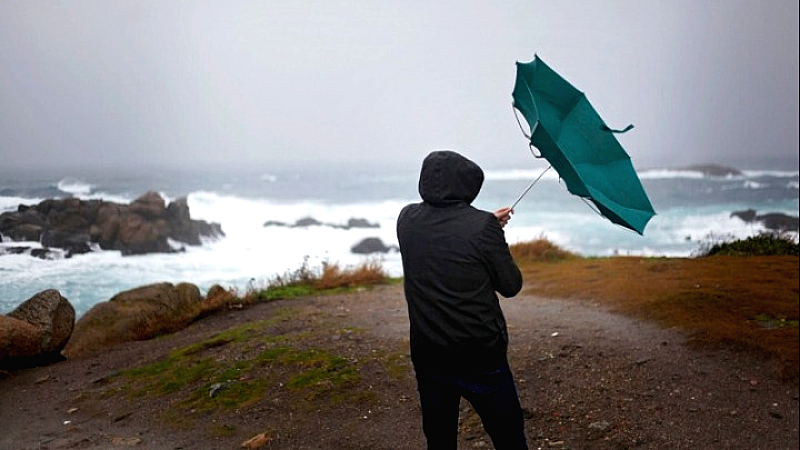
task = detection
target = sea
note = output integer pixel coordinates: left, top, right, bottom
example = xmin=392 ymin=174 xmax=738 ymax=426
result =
xmin=1 ymin=163 xmax=798 ymax=317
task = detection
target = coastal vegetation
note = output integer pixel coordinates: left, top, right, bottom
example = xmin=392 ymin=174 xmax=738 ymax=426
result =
xmin=247 ymin=257 xmax=393 ymax=302
xmin=509 ymin=236 xmax=579 ymax=262
xmin=698 ymin=231 xmax=799 ymax=256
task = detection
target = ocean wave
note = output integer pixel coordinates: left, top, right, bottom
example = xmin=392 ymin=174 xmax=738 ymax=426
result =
xmin=81 ymin=192 xmax=137 ymax=204
xmin=187 ymin=190 xmax=408 ymax=232
xmin=742 ymin=180 xmax=767 ymax=190
xmin=638 ymin=169 xmax=710 ymax=180
xmin=659 ymin=210 xmax=772 ymax=245
xmin=741 ymin=170 xmax=800 ymax=178
xmin=56 ymin=178 xmax=94 ymax=196
xmin=52 ymin=177 xmax=139 ymax=204
xmin=639 ymin=168 xmax=799 ymax=181
xmin=0 ymin=195 xmax=43 ymax=213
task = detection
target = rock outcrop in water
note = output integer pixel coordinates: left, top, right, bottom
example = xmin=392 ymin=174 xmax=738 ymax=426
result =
xmin=0 ymin=191 xmax=224 ymax=258
xmin=731 ymin=209 xmax=799 ymax=232
xmin=679 ymin=164 xmax=743 ymax=177
xmin=263 ymin=216 xmax=379 ymax=230
xmin=351 ymin=237 xmax=398 ymax=254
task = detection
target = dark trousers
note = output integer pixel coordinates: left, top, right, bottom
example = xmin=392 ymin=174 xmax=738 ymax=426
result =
xmin=415 ymin=361 xmax=528 ymax=450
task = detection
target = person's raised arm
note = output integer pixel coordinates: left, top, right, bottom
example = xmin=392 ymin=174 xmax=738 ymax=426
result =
xmin=481 ymin=215 xmax=522 ymax=298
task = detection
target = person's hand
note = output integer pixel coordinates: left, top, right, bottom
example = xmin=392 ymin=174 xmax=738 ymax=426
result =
xmin=493 ymin=207 xmax=514 ymax=228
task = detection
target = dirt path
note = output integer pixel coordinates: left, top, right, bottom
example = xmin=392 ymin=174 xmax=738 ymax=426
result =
xmin=1 ymin=284 xmax=798 ymax=449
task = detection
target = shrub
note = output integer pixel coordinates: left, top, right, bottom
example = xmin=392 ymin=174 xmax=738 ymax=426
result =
xmin=699 ymin=232 xmax=799 ymax=257
xmin=254 ymin=257 xmax=389 ymax=300
xmin=510 ymin=237 xmax=577 ymax=262
xmin=314 ymin=259 xmax=388 ymax=290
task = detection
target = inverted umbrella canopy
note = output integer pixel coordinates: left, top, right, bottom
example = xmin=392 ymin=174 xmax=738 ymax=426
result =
xmin=512 ymin=55 xmax=655 ymax=235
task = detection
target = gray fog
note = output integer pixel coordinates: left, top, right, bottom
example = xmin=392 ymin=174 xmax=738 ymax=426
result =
xmin=1 ymin=1 xmax=798 ymax=173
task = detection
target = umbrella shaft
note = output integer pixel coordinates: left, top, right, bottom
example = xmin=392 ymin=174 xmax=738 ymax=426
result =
xmin=511 ymin=165 xmax=552 ymax=210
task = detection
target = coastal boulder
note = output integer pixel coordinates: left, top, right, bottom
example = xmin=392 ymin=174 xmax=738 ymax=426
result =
xmin=0 ymin=206 xmax=46 ymax=241
xmin=0 ymin=289 xmax=75 ymax=368
xmin=91 ymin=202 xmax=123 ymax=248
xmin=41 ymin=230 xmax=93 ymax=256
xmin=8 ymin=289 xmax=75 ymax=355
xmin=113 ymin=191 xmax=173 ymax=254
xmin=116 ymin=209 xmax=172 ymax=254
xmin=0 ymin=316 xmax=42 ymax=363
xmin=64 ymin=282 xmax=203 ymax=358
xmin=129 ymin=191 xmax=166 ymax=219
xmin=166 ymin=197 xmax=223 ymax=245
xmin=0 ymin=222 xmax=43 ymax=242
xmin=35 ymin=197 xmax=100 ymax=232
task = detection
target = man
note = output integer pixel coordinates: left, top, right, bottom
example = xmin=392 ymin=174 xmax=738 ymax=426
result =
xmin=397 ymin=150 xmax=528 ymax=449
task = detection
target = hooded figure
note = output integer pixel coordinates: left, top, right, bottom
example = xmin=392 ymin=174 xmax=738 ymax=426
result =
xmin=397 ymin=150 xmax=528 ymax=450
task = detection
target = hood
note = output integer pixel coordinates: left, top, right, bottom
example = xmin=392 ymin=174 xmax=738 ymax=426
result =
xmin=418 ymin=150 xmax=484 ymax=206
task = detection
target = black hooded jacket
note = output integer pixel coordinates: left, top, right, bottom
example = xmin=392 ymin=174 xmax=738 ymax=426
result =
xmin=397 ymin=151 xmax=523 ymax=372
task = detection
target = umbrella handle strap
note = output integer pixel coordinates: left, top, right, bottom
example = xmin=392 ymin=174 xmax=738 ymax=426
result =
xmin=511 ymin=165 xmax=552 ymax=210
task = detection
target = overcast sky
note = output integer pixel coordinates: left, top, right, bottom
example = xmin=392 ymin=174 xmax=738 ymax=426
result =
xmin=1 ymin=0 xmax=798 ymax=173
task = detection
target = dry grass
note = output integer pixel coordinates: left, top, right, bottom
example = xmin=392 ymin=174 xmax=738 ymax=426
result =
xmin=519 ymin=255 xmax=799 ymax=381
xmin=510 ymin=237 xmax=578 ymax=262
xmin=253 ymin=258 xmax=391 ymax=301
xmin=313 ymin=259 xmax=389 ymax=290
xmin=200 ymin=285 xmax=255 ymax=317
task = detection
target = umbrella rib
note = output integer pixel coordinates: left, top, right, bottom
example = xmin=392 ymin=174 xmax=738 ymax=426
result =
xmin=579 ymin=195 xmax=604 ymax=221
xmin=512 ymin=104 xmax=531 ymax=140
xmin=512 ymin=105 xmax=542 ymax=158
xmin=578 ymin=196 xmax=643 ymax=235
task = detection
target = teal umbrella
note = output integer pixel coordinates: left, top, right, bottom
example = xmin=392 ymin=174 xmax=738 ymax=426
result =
xmin=511 ymin=55 xmax=655 ymax=235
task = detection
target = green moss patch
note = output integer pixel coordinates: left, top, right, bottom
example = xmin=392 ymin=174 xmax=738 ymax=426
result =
xmin=108 ymin=309 xmax=368 ymax=425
